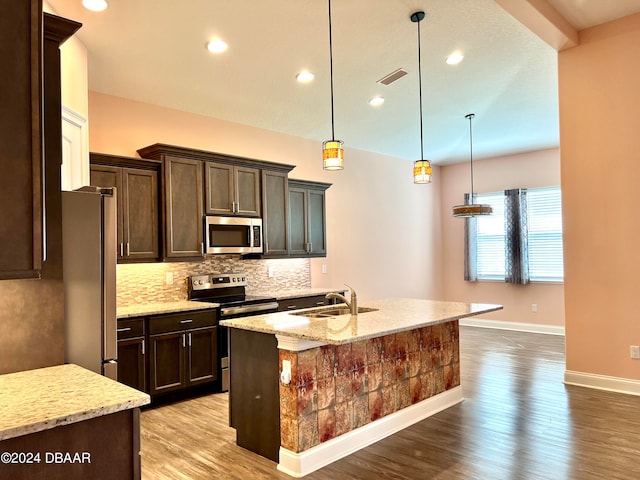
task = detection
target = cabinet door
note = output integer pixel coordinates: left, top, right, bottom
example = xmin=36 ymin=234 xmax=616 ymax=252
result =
xmin=164 ymin=156 xmax=203 ymax=258
xmin=261 ymin=171 xmax=288 ymax=255
xmin=187 ymin=326 xmax=217 ymax=386
xmin=288 ymin=187 xmax=308 ymax=255
xmin=235 ymin=166 xmax=261 ymax=217
xmin=307 ymin=189 xmax=327 ymax=256
xmin=117 ymin=337 xmax=146 ymax=392
xmin=204 ymin=162 xmax=234 ymax=215
xmin=122 ymin=168 xmax=159 ymax=260
xmin=0 ymin=0 xmax=42 ymax=280
xmin=149 ymin=331 xmax=185 ymax=395
xmin=90 ymin=165 xmax=124 ymax=258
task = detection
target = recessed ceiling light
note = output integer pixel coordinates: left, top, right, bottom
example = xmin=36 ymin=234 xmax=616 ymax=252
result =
xmin=82 ymin=0 xmax=108 ymax=12
xmin=445 ymin=52 xmax=464 ymax=65
xmin=369 ymin=96 xmax=384 ymax=107
xmin=296 ymin=71 xmax=315 ymax=83
xmin=206 ymin=39 xmax=228 ymax=54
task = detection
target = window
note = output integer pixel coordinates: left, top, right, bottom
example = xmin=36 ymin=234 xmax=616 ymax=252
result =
xmin=473 ymin=186 xmax=563 ymax=282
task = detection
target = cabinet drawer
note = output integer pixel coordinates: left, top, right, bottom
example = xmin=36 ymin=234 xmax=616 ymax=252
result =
xmin=148 ymin=310 xmax=217 ymax=335
xmin=278 ymin=295 xmax=332 ymax=312
xmin=117 ymin=318 xmax=145 ymax=339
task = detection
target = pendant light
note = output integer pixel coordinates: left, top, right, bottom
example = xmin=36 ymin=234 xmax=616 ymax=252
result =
xmin=411 ymin=11 xmax=432 ymax=184
xmin=452 ymin=114 xmax=492 ymax=217
xmin=322 ymin=0 xmax=344 ymax=170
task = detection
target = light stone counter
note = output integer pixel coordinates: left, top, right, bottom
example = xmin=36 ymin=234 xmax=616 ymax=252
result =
xmin=220 ymin=298 xmax=502 ymax=345
xmin=266 ymin=287 xmax=346 ymax=300
xmin=117 ymin=300 xmax=218 ymax=319
xmin=0 ymin=364 xmax=150 ymax=441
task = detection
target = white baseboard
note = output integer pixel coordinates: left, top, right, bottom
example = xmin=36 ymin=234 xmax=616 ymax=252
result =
xmin=459 ymin=317 xmax=565 ymax=336
xmin=564 ymin=370 xmax=640 ymax=396
xmin=277 ymin=386 xmax=463 ymax=478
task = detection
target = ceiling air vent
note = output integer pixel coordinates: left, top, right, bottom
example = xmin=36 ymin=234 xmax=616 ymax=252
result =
xmin=377 ymin=68 xmax=408 ymax=86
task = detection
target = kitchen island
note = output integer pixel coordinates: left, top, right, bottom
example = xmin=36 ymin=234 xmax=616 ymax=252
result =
xmin=0 ymin=364 xmax=150 ymax=480
xmin=221 ymin=298 xmax=502 ymax=477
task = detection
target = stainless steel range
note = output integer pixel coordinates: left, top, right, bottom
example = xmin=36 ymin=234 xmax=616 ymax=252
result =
xmin=188 ymin=273 xmax=279 ymax=391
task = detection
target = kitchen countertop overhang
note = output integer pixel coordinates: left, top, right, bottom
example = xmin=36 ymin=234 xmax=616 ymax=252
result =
xmin=0 ymin=364 xmax=150 ymax=441
xmin=220 ymin=298 xmax=503 ymax=345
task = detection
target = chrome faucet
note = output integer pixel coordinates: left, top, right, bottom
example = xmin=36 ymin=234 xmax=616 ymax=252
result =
xmin=326 ymin=284 xmax=358 ymax=315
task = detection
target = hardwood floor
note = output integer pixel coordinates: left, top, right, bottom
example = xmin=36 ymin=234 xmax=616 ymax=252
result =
xmin=140 ymin=327 xmax=640 ymax=479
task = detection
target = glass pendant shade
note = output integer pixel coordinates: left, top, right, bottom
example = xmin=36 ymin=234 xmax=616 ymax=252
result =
xmin=452 ymin=203 xmax=492 ymax=217
xmin=322 ymin=140 xmax=344 ymax=170
xmin=413 ymin=159 xmax=432 ymax=184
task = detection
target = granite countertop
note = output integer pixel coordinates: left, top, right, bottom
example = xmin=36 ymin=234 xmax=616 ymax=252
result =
xmin=116 ymin=289 xmax=346 ymax=318
xmin=258 ymin=287 xmax=347 ymax=300
xmin=117 ymin=300 xmax=218 ymax=319
xmin=220 ymin=298 xmax=503 ymax=345
xmin=0 ymin=364 xmax=150 ymax=441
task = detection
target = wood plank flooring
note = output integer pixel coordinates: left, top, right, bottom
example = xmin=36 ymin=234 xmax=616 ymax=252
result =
xmin=140 ymin=327 xmax=640 ymax=479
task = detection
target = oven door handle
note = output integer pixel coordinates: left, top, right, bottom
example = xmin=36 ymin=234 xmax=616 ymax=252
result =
xmin=221 ymin=302 xmax=279 ymax=317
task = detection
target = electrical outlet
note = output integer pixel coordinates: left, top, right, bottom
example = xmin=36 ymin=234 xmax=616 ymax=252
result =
xmin=531 ymin=304 xmax=537 ymax=313
xmin=268 ymin=265 xmax=274 ymax=278
xmin=630 ymin=346 xmax=640 ymax=359
xmin=321 ymin=264 xmax=327 ymax=274
xmin=165 ymin=272 xmax=174 ymax=285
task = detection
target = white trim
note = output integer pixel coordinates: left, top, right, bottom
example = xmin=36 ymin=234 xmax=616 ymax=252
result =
xmin=276 ymin=335 xmax=326 ymax=352
xmin=276 ymin=386 xmax=464 ymax=477
xmin=459 ymin=317 xmax=564 ymax=336
xmin=564 ymin=370 xmax=640 ymax=397
xmin=61 ymin=105 xmax=89 ymax=190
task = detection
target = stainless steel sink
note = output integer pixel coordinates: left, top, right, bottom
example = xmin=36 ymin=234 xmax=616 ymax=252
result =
xmin=290 ymin=306 xmax=378 ymax=318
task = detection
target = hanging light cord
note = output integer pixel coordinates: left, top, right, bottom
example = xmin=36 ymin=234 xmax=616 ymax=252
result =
xmin=328 ymin=0 xmax=336 ymax=141
xmin=467 ymin=113 xmax=475 ymax=199
xmin=417 ymin=16 xmax=424 ymax=161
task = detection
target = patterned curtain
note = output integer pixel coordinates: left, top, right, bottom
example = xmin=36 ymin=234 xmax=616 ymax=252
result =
xmin=463 ymin=193 xmax=478 ymax=282
xmin=504 ymin=188 xmax=529 ymax=284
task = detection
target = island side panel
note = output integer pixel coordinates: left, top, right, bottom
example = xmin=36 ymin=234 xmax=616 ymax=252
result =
xmin=0 ymin=409 xmax=140 ymax=480
xmin=229 ymin=328 xmax=280 ymax=462
xmin=279 ymin=320 xmax=460 ymax=453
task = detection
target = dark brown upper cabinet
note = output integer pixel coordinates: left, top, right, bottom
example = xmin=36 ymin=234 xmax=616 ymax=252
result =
xmin=0 ymin=1 xmax=43 ymax=279
xmin=137 ymin=144 xmax=294 ymax=259
xmin=205 ymin=162 xmax=260 ymax=217
xmin=89 ymin=153 xmax=161 ymax=263
xmin=288 ymin=179 xmax=331 ymax=257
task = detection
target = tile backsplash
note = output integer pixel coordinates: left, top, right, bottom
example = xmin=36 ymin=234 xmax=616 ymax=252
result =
xmin=117 ymin=256 xmax=311 ymax=306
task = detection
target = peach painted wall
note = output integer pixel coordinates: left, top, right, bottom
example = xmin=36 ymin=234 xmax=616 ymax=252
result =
xmin=559 ymin=13 xmax=640 ymax=380
xmin=440 ymin=149 xmax=565 ymax=327
xmin=88 ymin=92 xmax=443 ymax=301
xmin=44 ymin=1 xmax=89 ymax=116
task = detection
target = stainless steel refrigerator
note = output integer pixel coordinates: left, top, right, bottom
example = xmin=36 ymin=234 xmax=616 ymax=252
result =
xmin=62 ymin=186 xmax=118 ymax=380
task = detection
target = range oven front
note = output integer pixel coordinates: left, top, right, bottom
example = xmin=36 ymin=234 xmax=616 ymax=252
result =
xmin=188 ymin=273 xmax=279 ymax=391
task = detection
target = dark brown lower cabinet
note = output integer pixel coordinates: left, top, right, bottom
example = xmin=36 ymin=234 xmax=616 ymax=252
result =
xmin=277 ymin=294 xmax=344 ymax=312
xmin=149 ymin=326 xmax=217 ymax=396
xmin=117 ymin=337 xmax=146 ymax=392
xmin=229 ymin=328 xmax=279 ymax=462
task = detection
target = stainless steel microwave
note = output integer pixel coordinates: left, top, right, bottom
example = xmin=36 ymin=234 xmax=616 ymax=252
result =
xmin=204 ymin=216 xmax=263 ymax=255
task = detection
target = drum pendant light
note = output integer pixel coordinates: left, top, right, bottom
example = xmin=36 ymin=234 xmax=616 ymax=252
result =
xmin=411 ymin=11 xmax=432 ymax=184
xmin=322 ymin=0 xmax=344 ymax=170
xmin=452 ymin=114 xmax=492 ymax=217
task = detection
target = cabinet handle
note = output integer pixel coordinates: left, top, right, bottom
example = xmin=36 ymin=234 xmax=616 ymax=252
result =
xmin=141 ymin=339 xmax=145 ymax=355
xmin=286 ymin=305 xmax=298 ymax=310
xmin=201 ymin=242 xmax=205 ymax=256
xmin=182 ymin=333 xmax=186 ymax=348
xmin=316 ymin=301 xmax=325 ymax=305
xmin=309 ymin=242 xmax=313 ymax=253
xmin=117 ymin=327 xmax=132 ymax=333
xmin=180 ymin=319 xmax=193 ymax=324
xmin=120 ymin=243 xmax=124 ymax=257
xmin=126 ymin=242 xmax=130 ymax=256
xmin=188 ymin=332 xmax=192 ymax=347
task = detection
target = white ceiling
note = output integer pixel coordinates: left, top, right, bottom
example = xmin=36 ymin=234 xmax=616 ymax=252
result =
xmin=46 ymin=0 xmax=640 ymax=165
